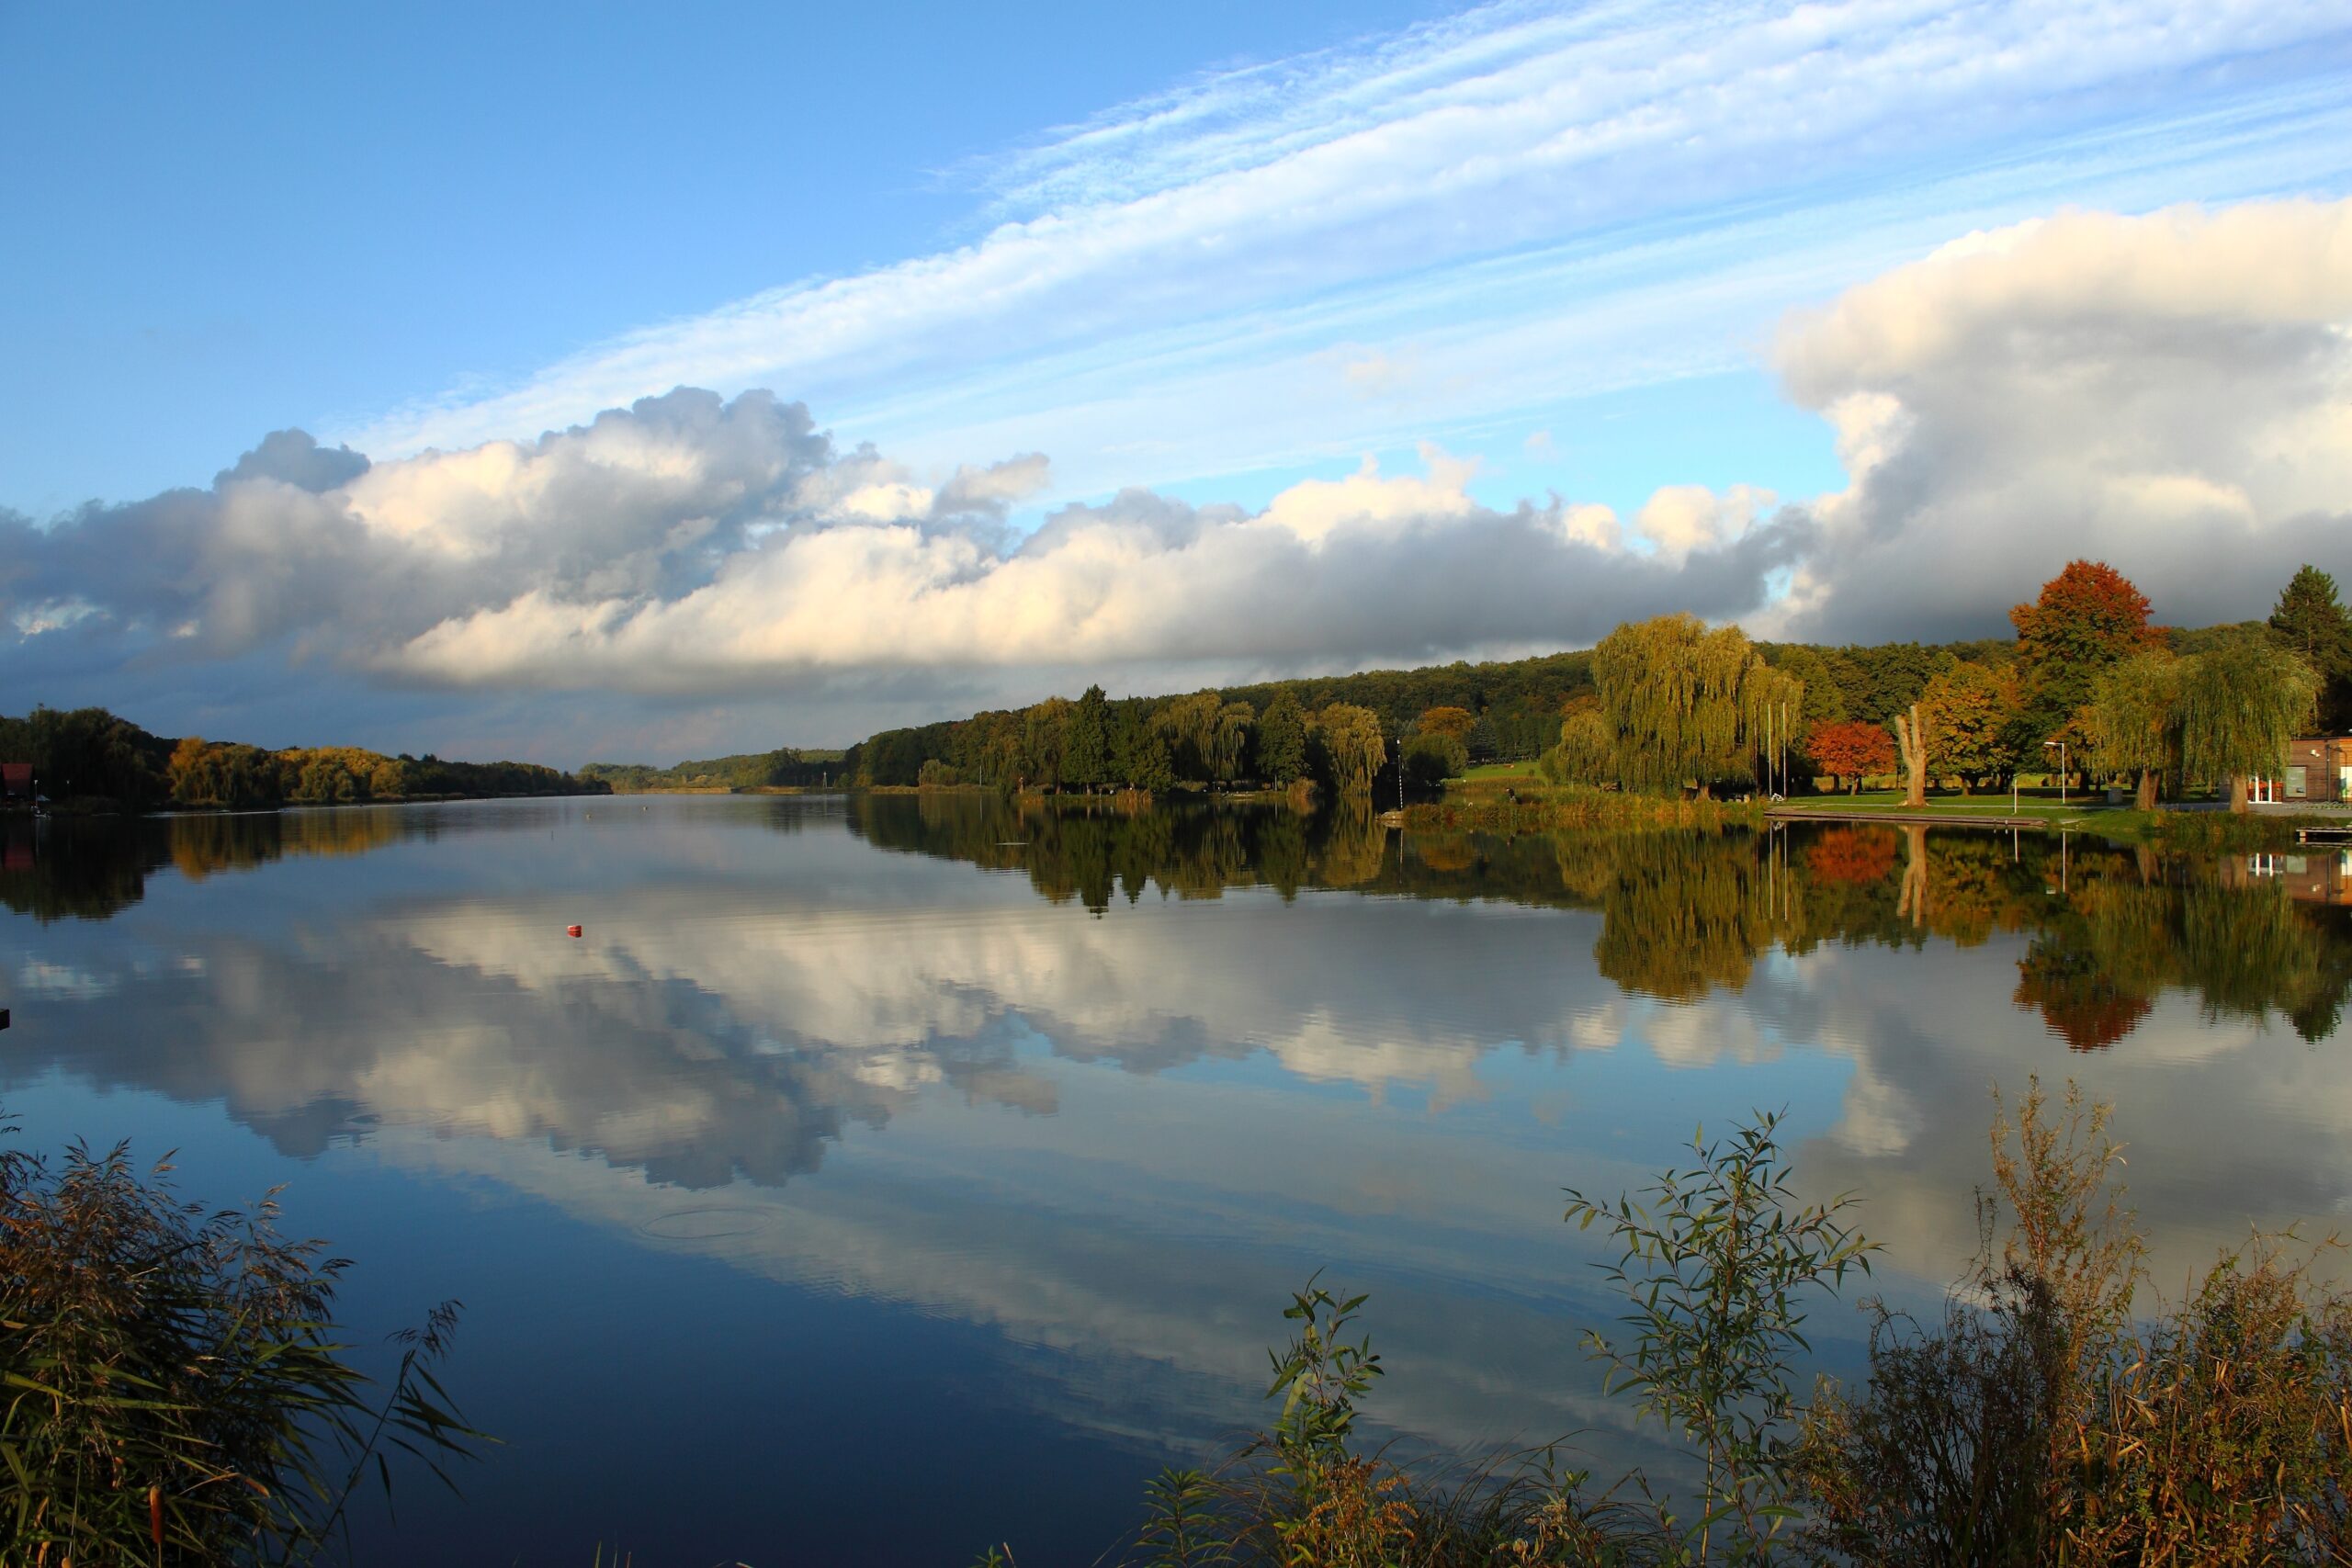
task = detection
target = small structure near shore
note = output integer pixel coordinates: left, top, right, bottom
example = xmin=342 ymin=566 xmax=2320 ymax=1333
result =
xmin=1 ymin=762 xmax=33 ymax=803
xmin=2266 ymin=735 xmax=2352 ymax=806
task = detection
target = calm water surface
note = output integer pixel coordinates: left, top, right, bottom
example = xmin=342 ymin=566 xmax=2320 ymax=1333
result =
xmin=2 ymin=796 xmax=2346 ymax=1564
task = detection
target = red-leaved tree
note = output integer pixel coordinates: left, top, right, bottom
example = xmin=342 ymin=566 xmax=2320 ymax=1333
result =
xmin=1805 ymin=720 xmax=1896 ymax=795
xmin=2010 ymin=560 xmax=2165 ymax=740
xmin=1804 ymin=825 xmax=1900 ymax=886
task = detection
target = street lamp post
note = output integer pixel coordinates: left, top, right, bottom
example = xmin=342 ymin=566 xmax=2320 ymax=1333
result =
xmin=2042 ymin=739 xmax=2067 ymax=807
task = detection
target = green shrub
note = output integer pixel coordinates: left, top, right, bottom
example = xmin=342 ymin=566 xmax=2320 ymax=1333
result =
xmin=1566 ymin=1111 xmax=1875 ymax=1562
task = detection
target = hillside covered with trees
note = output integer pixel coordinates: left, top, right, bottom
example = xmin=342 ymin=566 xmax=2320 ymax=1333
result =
xmin=831 ymin=560 xmax=2346 ymax=809
xmin=579 ymin=748 xmax=843 ymax=793
xmin=0 ymin=706 xmax=608 ymax=812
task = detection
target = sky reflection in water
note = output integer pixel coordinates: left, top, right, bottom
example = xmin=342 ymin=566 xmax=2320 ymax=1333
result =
xmin=1 ymin=797 xmax=2346 ymax=1565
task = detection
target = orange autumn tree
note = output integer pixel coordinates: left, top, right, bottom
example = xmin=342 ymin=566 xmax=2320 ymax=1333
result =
xmin=1415 ymin=705 xmax=1475 ymax=741
xmin=1804 ymin=719 xmax=1895 ymax=795
xmin=1917 ymin=661 xmax=2020 ymax=793
xmin=2011 ymin=560 xmax=2164 ymax=746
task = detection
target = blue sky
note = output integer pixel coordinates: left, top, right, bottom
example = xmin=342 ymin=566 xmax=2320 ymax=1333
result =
xmin=3 ymin=1 xmax=1450 ymax=512
xmin=4 ymin=1 xmax=2350 ymax=761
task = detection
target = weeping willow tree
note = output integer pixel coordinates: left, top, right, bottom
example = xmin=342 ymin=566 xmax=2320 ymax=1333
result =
xmin=1210 ymin=701 xmax=1255 ymax=785
xmin=2178 ymin=632 xmax=2320 ymax=813
xmin=1311 ymin=702 xmax=1388 ymax=798
xmin=1593 ymin=615 xmax=1797 ymax=796
xmin=1540 ymin=707 xmax=1613 ymax=786
xmin=2086 ymin=649 xmax=2183 ymax=810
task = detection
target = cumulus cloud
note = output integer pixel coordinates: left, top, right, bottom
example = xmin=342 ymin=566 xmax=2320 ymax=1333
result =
xmin=1633 ymin=483 xmax=1776 ymax=561
xmin=5 ymin=195 xmax=2348 ymax=741
xmin=216 ymin=430 xmax=370 ymax=493
xmin=382 ymin=450 xmax=1804 ymax=691
xmin=2 ymin=388 xmax=834 ymax=668
xmin=2 ymin=394 xmax=1806 ymax=700
xmin=1771 ymin=197 xmax=2352 ymax=640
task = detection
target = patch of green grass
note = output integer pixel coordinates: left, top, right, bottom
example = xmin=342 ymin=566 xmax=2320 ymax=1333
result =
xmin=1457 ymin=759 xmax=1543 ymax=782
xmin=1770 ymin=791 xmax=2117 ymax=821
xmin=1766 ymin=794 xmax=2342 ymax=850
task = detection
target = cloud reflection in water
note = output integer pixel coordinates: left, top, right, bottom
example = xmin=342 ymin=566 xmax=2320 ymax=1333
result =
xmin=2 ymin=797 xmax=2347 ymax=1495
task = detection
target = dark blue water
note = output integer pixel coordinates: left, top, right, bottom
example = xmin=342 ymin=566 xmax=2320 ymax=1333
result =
xmin=2 ymin=797 xmax=2345 ymax=1564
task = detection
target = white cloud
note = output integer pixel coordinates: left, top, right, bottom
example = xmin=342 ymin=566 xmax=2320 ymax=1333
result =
xmin=1257 ymin=445 xmax=1477 ymax=544
xmin=3 ymin=391 xmax=1810 ymax=698
xmin=1774 ymin=197 xmax=2352 ymax=640
xmin=1633 ymin=483 xmax=1776 ymax=560
xmin=6 ymin=196 xmax=2350 ymax=737
xmin=378 ymin=440 xmax=1798 ymax=692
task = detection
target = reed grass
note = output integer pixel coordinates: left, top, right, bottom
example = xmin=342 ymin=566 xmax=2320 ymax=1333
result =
xmin=0 ymin=1125 xmax=486 ymax=1565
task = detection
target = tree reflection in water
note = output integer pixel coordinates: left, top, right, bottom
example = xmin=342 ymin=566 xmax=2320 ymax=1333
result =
xmin=5 ymin=798 xmax=2345 ymax=1051
xmin=850 ymin=797 xmax=2350 ymax=1049
xmin=1 ymin=802 xmax=582 ymax=921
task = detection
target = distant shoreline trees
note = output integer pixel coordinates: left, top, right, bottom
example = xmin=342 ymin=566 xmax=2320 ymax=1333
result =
xmin=581 ymin=747 xmax=842 ymax=794
xmin=849 ymin=653 xmax=1604 ymax=795
xmin=838 ymin=559 xmax=2335 ymax=810
xmin=0 ymin=706 xmax=607 ymax=812
xmin=26 ymin=562 xmax=2334 ymax=818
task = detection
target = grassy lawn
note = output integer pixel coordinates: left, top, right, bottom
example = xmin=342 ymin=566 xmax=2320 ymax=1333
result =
xmin=1768 ymin=789 xmax=2128 ymax=822
xmin=1457 ymin=759 xmax=1544 ymax=782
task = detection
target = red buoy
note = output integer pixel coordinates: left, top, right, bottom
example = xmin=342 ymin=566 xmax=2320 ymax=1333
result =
xmin=566 ymin=924 xmax=582 ymax=938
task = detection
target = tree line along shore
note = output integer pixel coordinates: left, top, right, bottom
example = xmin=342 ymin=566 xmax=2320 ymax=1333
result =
xmin=13 ymin=559 xmax=2345 ymax=818
xmin=793 ymin=558 xmax=2352 ymax=812
xmin=0 ymin=708 xmax=607 ymax=812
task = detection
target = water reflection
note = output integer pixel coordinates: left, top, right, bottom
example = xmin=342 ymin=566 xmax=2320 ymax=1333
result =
xmin=7 ymin=803 xmax=2346 ymax=1153
xmin=1 ymin=804 xmax=596 ymax=922
xmin=2 ymin=797 xmax=2348 ymax=1562
xmin=852 ymin=798 xmax=2352 ymax=1042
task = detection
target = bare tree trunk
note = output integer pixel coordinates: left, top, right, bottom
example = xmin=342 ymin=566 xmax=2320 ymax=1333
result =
xmin=2229 ymin=775 xmax=2249 ymax=814
xmin=2135 ymin=768 xmax=2158 ymax=812
xmin=1893 ymin=705 xmax=1928 ymax=807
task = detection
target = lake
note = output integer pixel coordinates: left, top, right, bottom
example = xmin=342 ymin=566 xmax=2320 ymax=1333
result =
xmin=2 ymin=795 xmax=2346 ymax=1564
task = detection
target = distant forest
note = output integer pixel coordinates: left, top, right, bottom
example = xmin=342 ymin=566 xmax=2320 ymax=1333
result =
xmin=831 ymin=612 xmax=2287 ymax=796
xmin=840 ymin=643 xmax=2026 ymax=792
xmin=579 ymin=748 xmax=844 ymax=793
xmin=572 ymin=607 xmax=2289 ymax=800
xmin=0 ymin=707 xmax=607 ymax=811
xmin=19 ymin=564 xmax=2339 ymax=812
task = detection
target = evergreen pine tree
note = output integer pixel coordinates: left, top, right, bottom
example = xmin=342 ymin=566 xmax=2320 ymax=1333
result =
xmin=1066 ymin=684 xmax=1113 ymax=790
xmin=2268 ymin=565 xmax=2352 ymax=731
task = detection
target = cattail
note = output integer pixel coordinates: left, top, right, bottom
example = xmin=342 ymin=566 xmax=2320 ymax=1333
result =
xmin=149 ymin=1483 xmax=164 ymax=1547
